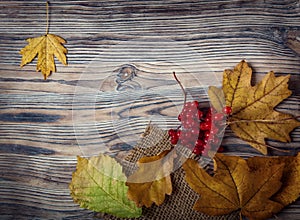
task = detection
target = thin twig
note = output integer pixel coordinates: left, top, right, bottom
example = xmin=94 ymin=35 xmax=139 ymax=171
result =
xmin=265 ymin=145 xmax=290 ymax=153
xmin=241 ymin=138 xmax=290 ymax=153
xmin=173 ymin=71 xmax=187 ymax=106
xmin=227 ymin=115 xmax=300 ymax=125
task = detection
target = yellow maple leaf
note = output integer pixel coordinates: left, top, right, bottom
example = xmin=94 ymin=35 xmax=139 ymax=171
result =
xmin=126 ymin=150 xmax=175 ymax=208
xmin=209 ymin=60 xmax=300 ymax=154
xmin=222 ymin=60 xmax=252 ymax=112
xmin=20 ymin=33 xmax=67 ymax=79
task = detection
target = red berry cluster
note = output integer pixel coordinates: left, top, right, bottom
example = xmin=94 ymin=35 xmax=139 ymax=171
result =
xmin=168 ymin=101 xmax=232 ymax=156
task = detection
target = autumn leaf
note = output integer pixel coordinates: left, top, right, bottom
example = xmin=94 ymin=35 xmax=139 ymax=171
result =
xmin=207 ymin=86 xmax=225 ymax=113
xmin=69 ymin=154 xmax=142 ymax=218
xmin=183 ymin=153 xmax=288 ymax=220
xmin=222 ymin=60 xmax=252 ymax=112
xmin=126 ymin=150 xmax=175 ymax=208
xmin=246 ymin=153 xmax=300 ymax=207
xmin=20 ymin=33 xmax=67 ymax=79
xmin=209 ymin=60 xmax=300 ymax=154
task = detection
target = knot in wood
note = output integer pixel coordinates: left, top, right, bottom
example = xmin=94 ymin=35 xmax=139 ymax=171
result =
xmin=116 ymin=64 xmax=137 ymax=84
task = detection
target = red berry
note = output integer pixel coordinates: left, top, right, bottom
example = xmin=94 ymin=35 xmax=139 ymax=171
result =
xmin=170 ymin=136 xmax=178 ymax=145
xmin=213 ymin=113 xmax=225 ymax=121
xmin=206 ymin=111 xmax=212 ymax=119
xmin=200 ymin=122 xmax=211 ymax=131
xmin=179 ymin=138 xmax=189 ymax=146
xmin=191 ymin=120 xmax=199 ymax=128
xmin=182 ymin=107 xmax=188 ymax=114
xmin=204 ymin=130 xmax=210 ymax=140
xmin=210 ymin=125 xmax=219 ymax=135
xmin=193 ymin=147 xmax=202 ymax=155
xmin=190 ymin=127 xmax=199 ymax=135
xmin=168 ymin=129 xmax=176 ymax=137
xmin=187 ymin=108 xmax=194 ymax=114
xmin=213 ymin=119 xmax=223 ymax=128
xmin=170 ymin=102 xmax=226 ymax=153
xmin=176 ymin=130 xmax=182 ymax=138
xmin=204 ymin=143 xmax=211 ymax=150
xmin=208 ymin=107 xmax=216 ymax=115
xmin=198 ymin=130 xmax=204 ymax=139
xmin=182 ymin=130 xmax=192 ymax=139
xmin=222 ymin=106 xmax=232 ymax=115
xmin=195 ymin=139 xmax=205 ymax=148
xmin=184 ymin=102 xmax=191 ymax=108
xmin=183 ymin=117 xmax=198 ymax=129
xmin=191 ymin=101 xmax=199 ymax=108
xmin=217 ymin=146 xmax=224 ymax=152
xmin=202 ymin=148 xmax=209 ymax=156
xmin=181 ymin=120 xmax=189 ymax=129
xmin=183 ymin=112 xmax=193 ymax=120
xmin=204 ymin=115 xmax=212 ymax=122
xmin=197 ymin=109 xmax=203 ymax=119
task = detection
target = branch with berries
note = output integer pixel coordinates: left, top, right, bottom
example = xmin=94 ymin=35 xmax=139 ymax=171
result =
xmin=168 ymin=72 xmax=231 ymax=157
xmin=168 ymin=60 xmax=300 ymax=156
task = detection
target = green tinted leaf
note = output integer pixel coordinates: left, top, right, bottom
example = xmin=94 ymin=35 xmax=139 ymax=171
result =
xmin=69 ymin=154 xmax=142 ymax=218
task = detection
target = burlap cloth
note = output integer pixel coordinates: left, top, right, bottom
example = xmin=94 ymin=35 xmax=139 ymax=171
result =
xmin=101 ymin=125 xmax=240 ymax=220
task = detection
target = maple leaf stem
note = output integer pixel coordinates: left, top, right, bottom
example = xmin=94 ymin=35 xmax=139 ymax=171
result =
xmin=227 ymin=116 xmax=300 ymax=125
xmin=265 ymin=145 xmax=290 ymax=153
xmin=46 ymin=1 xmax=49 ymax=35
xmin=240 ymin=138 xmax=290 ymax=153
xmin=173 ymin=71 xmax=187 ymax=107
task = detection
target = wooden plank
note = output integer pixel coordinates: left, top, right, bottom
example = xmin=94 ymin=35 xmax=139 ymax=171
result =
xmin=0 ymin=0 xmax=299 ymax=219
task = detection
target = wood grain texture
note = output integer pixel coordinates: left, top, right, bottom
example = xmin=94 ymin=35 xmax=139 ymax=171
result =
xmin=0 ymin=0 xmax=300 ymax=219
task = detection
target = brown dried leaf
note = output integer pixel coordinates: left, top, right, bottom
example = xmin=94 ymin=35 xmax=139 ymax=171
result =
xmin=126 ymin=150 xmax=175 ymax=208
xmin=20 ymin=33 xmax=67 ymax=79
xmin=247 ymin=153 xmax=300 ymax=207
xmin=183 ymin=153 xmax=286 ymax=220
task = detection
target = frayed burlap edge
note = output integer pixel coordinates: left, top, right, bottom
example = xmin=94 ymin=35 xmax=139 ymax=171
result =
xmin=101 ymin=125 xmax=240 ymax=220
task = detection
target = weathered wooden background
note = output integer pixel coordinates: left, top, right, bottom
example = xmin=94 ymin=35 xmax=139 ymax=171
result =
xmin=1 ymin=0 xmax=300 ymax=219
